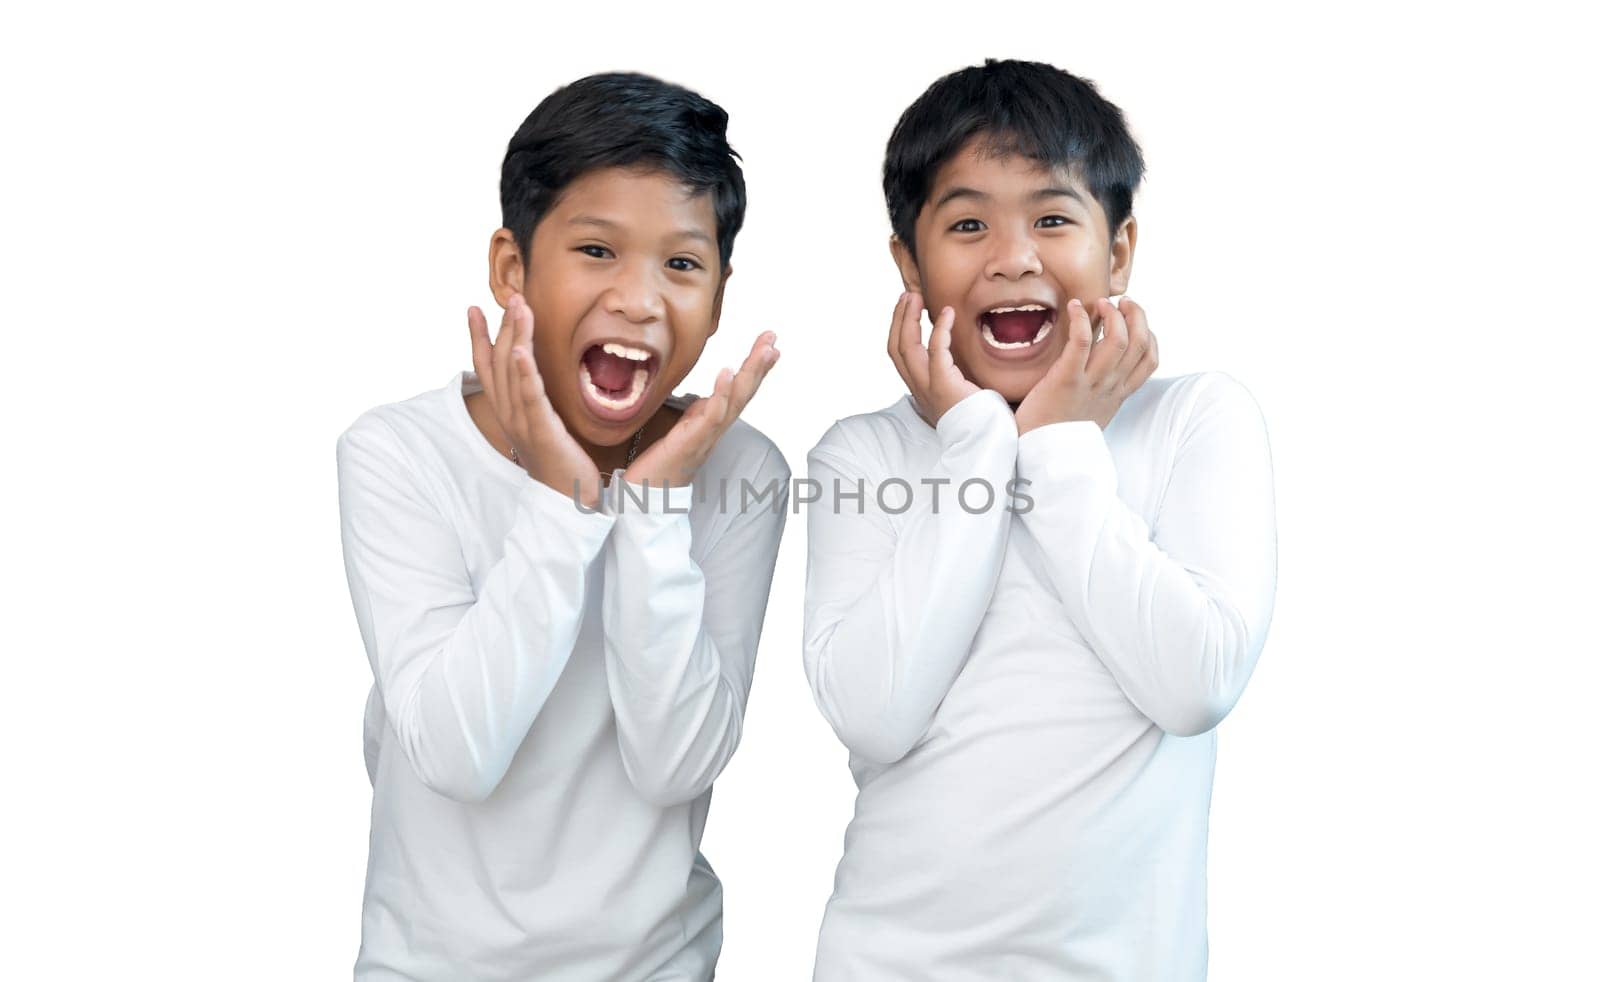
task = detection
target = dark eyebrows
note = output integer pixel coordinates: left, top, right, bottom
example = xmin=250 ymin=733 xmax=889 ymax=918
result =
xmin=672 ymin=228 xmax=715 ymax=248
xmin=933 ymin=186 xmax=988 ymax=211
xmin=568 ymin=215 xmax=714 ymax=249
xmin=932 ymin=185 xmax=1089 ymax=211
xmin=1034 ymin=186 xmax=1087 ymax=207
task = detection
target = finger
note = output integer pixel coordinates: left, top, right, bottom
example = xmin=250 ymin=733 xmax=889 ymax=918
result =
xmin=1125 ymin=342 xmax=1157 ymax=396
xmin=509 ymin=298 xmax=536 ymax=429
xmin=886 ymin=291 xmax=907 ymax=363
xmin=515 ymin=340 xmax=544 ymax=422
xmin=928 ymin=305 xmax=957 ymax=377
xmin=516 ymin=297 xmax=541 ymax=395
xmin=886 ymin=291 xmax=914 ymax=386
xmin=726 ymin=331 xmax=778 ymax=419
xmin=1116 ymin=297 xmax=1153 ymax=388
xmin=514 ymin=332 xmax=548 ymax=406
xmin=701 ymin=367 xmax=735 ymax=431
xmin=1087 ymin=298 xmax=1131 ymax=385
xmin=1124 ymin=298 xmax=1158 ymax=392
xmin=1056 ymin=297 xmax=1095 ymax=379
xmin=897 ymin=293 xmax=932 ymax=395
xmin=1116 ymin=332 xmax=1157 ymax=397
xmin=493 ymin=297 xmax=518 ymax=419
xmin=468 ymin=306 xmax=496 ymax=404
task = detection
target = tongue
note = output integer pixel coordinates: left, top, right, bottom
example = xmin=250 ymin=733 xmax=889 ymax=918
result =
xmin=988 ymin=310 xmax=1048 ymax=344
xmin=583 ymin=347 xmax=636 ymax=393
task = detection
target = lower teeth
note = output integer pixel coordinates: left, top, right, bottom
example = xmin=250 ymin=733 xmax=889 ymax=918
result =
xmin=581 ymin=363 xmax=650 ymax=410
xmin=981 ymin=321 xmax=1053 ymax=349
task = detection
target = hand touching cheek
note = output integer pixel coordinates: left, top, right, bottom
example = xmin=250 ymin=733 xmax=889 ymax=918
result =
xmin=468 ymin=294 xmax=605 ymax=507
xmin=1014 ymin=297 xmax=1158 ymax=434
xmin=887 ymin=291 xmax=980 ymax=426
xmin=621 ymin=331 xmax=780 ymax=488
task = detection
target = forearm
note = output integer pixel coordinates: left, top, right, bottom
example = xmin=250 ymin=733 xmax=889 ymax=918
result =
xmin=1015 ymin=381 xmax=1276 ymax=736
xmin=602 ymin=476 xmax=783 ymax=806
xmin=803 ymin=390 xmax=1018 ymax=763
xmin=339 ymin=426 xmax=615 ymax=803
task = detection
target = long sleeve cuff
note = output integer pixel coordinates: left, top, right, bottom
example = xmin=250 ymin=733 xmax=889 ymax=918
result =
xmin=598 ymin=452 xmax=787 ymax=804
xmin=601 ymin=472 xmax=702 ymax=696
xmin=1015 ymin=418 xmax=1116 ymax=493
xmin=520 ymin=468 xmax=618 ymax=546
xmin=936 ymin=388 xmax=1019 ymax=456
xmin=1008 ymin=378 xmax=1277 ymax=737
xmin=601 ymin=470 xmax=697 ymax=525
xmin=799 ymin=389 xmax=1019 ymax=765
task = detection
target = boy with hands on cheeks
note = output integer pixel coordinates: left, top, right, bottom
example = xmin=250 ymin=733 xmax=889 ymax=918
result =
xmin=337 ymin=73 xmax=788 ymax=982
xmin=468 ymin=292 xmax=778 ymax=508
xmin=888 ymin=291 xmax=1157 ymax=434
xmin=804 ymin=60 xmax=1278 ymax=981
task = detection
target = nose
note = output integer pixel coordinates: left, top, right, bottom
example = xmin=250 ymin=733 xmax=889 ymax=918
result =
xmin=984 ymin=226 xmax=1043 ymax=281
xmin=603 ymin=259 xmax=666 ymax=323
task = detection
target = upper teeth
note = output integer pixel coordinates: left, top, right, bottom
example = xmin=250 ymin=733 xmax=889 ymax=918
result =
xmin=987 ymin=304 xmax=1048 ymax=314
xmin=600 ymin=342 xmax=652 ymax=361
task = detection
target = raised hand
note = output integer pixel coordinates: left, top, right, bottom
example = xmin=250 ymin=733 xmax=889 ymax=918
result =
xmin=467 ymin=293 xmax=604 ymax=508
xmin=621 ymin=331 xmax=780 ymax=489
xmin=887 ymin=291 xmax=979 ymax=426
xmin=1014 ymin=297 xmax=1158 ymax=434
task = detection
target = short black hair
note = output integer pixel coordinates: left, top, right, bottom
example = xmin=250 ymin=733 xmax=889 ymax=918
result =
xmin=500 ymin=72 xmax=746 ymax=268
xmin=884 ymin=59 xmax=1145 ymax=260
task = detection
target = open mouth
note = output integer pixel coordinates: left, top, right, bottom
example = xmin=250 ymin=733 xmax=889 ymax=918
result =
xmin=578 ymin=341 xmax=658 ymax=421
xmin=979 ymin=303 xmax=1056 ymax=353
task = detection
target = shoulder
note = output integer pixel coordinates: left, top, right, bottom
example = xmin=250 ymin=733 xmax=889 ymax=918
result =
xmin=1118 ymin=370 xmax=1266 ymax=440
xmin=690 ymin=400 xmax=791 ymax=486
xmin=1171 ymin=370 xmax=1262 ymax=409
xmin=336 ymin=405 xmax=403 ymax=462
xmin=1170 ymin=370 xmax=1268 ymax=435
xmin=337 ymin=376 xmax=459 ymax=460
xmin=1124 ymin=372 xmax=1271 ymax=478
xmin=335 ymin=378 xmax=462 ymax=495
xmin=807 ymin=395 xmax=923 ymax=472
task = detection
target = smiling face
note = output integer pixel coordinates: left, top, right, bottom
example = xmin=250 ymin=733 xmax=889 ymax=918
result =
xmin=489 ymin=165 xmax=727 ymax=450
xmin=892 ymin=137 xmax=1137 ymax=403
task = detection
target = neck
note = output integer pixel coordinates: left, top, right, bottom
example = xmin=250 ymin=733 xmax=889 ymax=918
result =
xmin=577 ymin=406 xmax=660 ymax=475
xmin=580 ymin=433 xmax=638 ymax=475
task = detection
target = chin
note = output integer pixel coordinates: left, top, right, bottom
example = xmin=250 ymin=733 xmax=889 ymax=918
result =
xmin=577 ymin=408 xmax=653 ymax=447
xmin=963 ymin=366 xmax=1044 ymax=406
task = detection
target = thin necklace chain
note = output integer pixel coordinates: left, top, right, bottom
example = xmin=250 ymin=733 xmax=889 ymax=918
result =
xmin=509 ymin=425 xmax=644 ymax=473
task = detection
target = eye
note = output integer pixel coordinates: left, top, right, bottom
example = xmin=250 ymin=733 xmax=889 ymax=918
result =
xmin=1036 ymin=215 xmax=1073 ymax=228
xmin=577 ymin=244 xmax=612 ymax=259
xmin=666 ymin=256 xmax=704 ymax=272
xmin=949 ymin=218 xmax=985 ymax=233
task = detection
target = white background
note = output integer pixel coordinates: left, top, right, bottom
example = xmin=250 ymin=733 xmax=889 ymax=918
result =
xmin=4 ymin=1 xmax=1597 ymax=978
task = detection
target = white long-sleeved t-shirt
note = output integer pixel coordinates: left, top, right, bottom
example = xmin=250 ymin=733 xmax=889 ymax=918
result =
xmin=335 ymin=369 xmax=789 ymax=981
xmin=802 ymin=372 xmax=1277 ymax=981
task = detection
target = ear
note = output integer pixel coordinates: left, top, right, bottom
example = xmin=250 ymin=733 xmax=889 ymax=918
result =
xmin=708 ymin=263 xmax=732 ymax=338
xmin=488 ymin=228 xmax=526 ymax=307
xmin=889 ymin=235 xmax=923 ymax=293
xmin=1108 ymin=215 xmax=1138 ymax=296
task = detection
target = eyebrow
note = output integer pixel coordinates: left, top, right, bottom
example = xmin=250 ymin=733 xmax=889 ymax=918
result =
xmin=568 ymin=215 xmax=715 ymax=247
xmin=932 ymin=186 xmax=1088 ymax=210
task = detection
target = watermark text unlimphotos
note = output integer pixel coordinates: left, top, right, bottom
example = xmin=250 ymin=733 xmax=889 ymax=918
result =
xmin=574 ymin=476 xmax=1035 ymax=515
